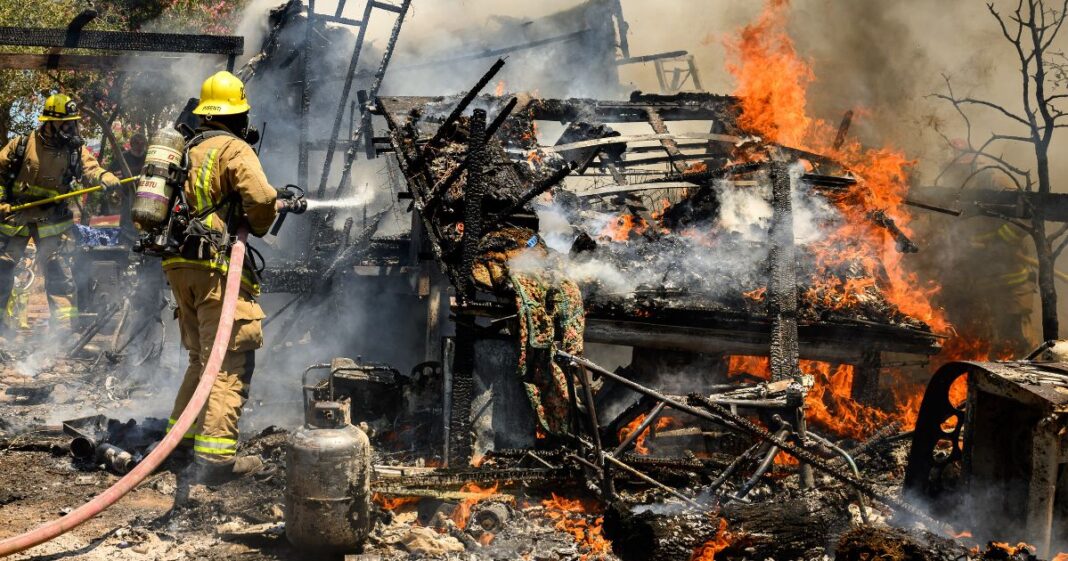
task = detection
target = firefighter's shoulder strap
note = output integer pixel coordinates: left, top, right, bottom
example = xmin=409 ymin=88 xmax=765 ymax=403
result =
xmin=2 ymin=135 xmax=30 ymax=194
xmin=181 ymin=129 xmax=242 ymax=217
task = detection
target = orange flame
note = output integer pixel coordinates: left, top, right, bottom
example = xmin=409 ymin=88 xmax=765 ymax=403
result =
xmin=991 ymin=542 xmax=1036 ymax=556
xmin=372 ymin=493 xmax=420 ymax=511
xmin=450 ymin=482 xmax=500 ymax=529
xmin=726 ymin=0 xmax=948 ymax=334
xmin=690 ymin=518 xmax=731 ymax=561
xmin=600 ymin=213 xmax=648 ymax=242
xmin=617 ymin=414 xmax=679 ymax=455
xmin=727 ymin=355 xmax=914 ymax=439
xmin=1051 ymin=552 xmax=1068 ymax=561
xmin=494 ymin=80 xmax=506 ymax=97
xmin=541 ymin=493 xmax=612 ymax=560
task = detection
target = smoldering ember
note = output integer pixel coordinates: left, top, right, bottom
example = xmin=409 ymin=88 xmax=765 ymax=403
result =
xmin=6 ymin=2 xmax=1068 ymax=561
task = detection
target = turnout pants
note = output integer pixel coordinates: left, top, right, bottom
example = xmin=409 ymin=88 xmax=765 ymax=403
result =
xmin=0 ymin=225 xmax=76 ymax=328
xmin=165 ymin=267 xmax=265 ymax=462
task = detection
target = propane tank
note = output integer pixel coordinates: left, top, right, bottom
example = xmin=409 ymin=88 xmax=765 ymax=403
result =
xmin=285 ymin=365 xmax=373 ymax=553
xmin=131 ymin=128 xmax=185 ymax=231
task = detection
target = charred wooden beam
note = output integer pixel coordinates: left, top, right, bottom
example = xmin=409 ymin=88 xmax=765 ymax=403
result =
xmin=418 ymin=58 xmax=506 ymax=161
xmin=644 ymin=107 xmax=690 ymax=174
xmin=868 ymin=210 xmax=919 ymax=253
xmin=315 ymin=0 xmax=376 ymax=199
xmin=832 ymin=109 xmax=854 ymax=151
xmin=459 ymin=108 xmax=488 ymax=302
xmin=0 ymin=27 xmax=243 ymax=55
xmin=767 ymin=163 xmax=800 ymax=384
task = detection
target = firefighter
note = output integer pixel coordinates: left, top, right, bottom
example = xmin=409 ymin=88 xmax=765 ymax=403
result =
xmin=164 ymin=71 xmax=279 ymax=483
xmin=0 ymin=93 xmax=121 ymax=334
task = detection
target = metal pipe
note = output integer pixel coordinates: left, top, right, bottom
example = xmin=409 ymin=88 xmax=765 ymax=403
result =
xmin=0 ymin=230 xmax=250 ymax=557
xmin=808 ymin=432 xmax=870 ymax=524
xmin=732 ymin=433 xmax=786 ymax=501
xmin=574 ymin=362 xmax=614 ymax=499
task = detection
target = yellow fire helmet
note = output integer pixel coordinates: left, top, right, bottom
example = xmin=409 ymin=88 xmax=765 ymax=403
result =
xmin=193 ymin=71 xmax=251 ymax=116
xmin=39 ymin=93 xmax=80 ymax=122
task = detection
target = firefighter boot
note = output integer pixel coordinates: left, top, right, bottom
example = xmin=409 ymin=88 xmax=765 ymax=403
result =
xmin=189 ymin=454 xmax=264 ymax=486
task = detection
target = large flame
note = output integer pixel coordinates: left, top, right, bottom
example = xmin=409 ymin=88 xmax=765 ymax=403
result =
xmin=728 ymin=355 xmax=909 ymax=438
xmin=725 ymin=0 xmax=947 ymax=333
xmin=541 ymin=493 xmax=612 ymax=560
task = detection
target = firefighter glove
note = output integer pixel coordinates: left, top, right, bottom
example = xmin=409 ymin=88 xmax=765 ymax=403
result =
xmin=102 ymin=173 xmax=122 ymax=191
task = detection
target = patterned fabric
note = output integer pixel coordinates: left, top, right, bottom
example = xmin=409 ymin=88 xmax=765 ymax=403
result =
xmin=510 ymin=271 xmax=585 ymax=436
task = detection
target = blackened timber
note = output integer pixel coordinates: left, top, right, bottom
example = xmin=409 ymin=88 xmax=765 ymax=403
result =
xmin=484 ymin=163 xmax=574 ymax=229
xmin=423 ymin=97 xmax=518 ymax=212
xmin=315 ymin=0 xmax=375 ymax=199
xmin=459 ymin=109 xmax=488 ymax=301
xmin=0 ymin=27 xmax=243 ymax=54
xmin=418 ymin=58 xmax=506 ymax=160
xmin=767 ymin=163 xmax=800 ymax=383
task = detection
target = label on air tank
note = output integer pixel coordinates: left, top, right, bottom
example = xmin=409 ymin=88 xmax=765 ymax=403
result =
xmin=146 ymin=144 xmax=181 ymax=166
xmin=136 ymin=176 xmax=170 ymax=202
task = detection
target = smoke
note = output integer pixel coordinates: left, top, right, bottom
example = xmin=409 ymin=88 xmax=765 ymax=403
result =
xmin=524 ymin=164 xmax=838 ymax=298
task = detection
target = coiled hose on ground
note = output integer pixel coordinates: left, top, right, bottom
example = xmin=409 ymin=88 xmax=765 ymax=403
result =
xmin=0 ymin=230 xmax=249 ymax=557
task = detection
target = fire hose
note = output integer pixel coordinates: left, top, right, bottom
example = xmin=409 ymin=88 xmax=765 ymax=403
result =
xmin=0 ymin=229 xmax=249 ymax=557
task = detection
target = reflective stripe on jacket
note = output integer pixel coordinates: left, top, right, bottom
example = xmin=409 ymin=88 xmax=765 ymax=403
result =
xmin=160 ymin=125 xmax=277 ymax=294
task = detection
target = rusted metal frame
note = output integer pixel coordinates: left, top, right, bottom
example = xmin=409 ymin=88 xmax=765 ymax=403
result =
xmin=559 ymin=351 xmax=951 ymax=532
xmin=597 ymin=446 xmax=701 ymax=508
xmin=1027 ymin=413 xmax=1063 ymax=558
xmin=315 ymin=0 xmax=375 ymax=199
xmin=613 ymin=401 xmax=665 ymax=456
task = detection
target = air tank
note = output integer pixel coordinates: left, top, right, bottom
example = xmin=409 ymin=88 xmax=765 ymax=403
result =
xmin=131 ymin=128 xmax=185 ymax=230
xmin=285 ymin=365 xmax=373 ymax=553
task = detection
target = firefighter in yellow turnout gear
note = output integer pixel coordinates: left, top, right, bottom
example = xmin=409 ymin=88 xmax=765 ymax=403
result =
xmin=164 ymin=71 xmax=279 ymax=483
xmin=0 ymin=94 xmax=121 ymax=331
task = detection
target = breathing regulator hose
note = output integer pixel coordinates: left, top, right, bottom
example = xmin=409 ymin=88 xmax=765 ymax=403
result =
xmin=0 ymin=229 xmax=250 ymax=558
